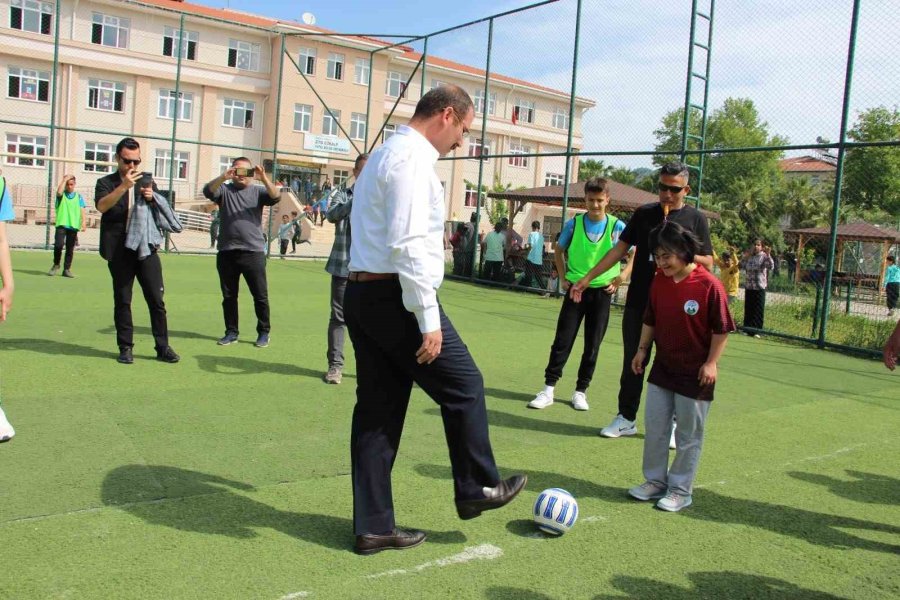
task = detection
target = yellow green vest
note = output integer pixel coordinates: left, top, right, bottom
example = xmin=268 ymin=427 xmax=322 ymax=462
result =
xmin=565 ymin=213 xmax=621 ymax=287
xmin=55 ymin=192 xmax=83 ymax=230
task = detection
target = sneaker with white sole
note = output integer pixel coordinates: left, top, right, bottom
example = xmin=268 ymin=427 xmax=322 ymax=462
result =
xmin=669 ymin=425 xmax=677 ymax=450
xmin=628 ymin=481 xmax=667 ymax=501
xmin=600 ymin=414 xmax=637 ymax=438
xmin=571 ymin=391 xmax=589 ymax=411
xmin=0 ymin=406 xmax=15 ymax=442
xmin=528 ymin=391 xmax=554 ymax=409
xmin=657 ymin=491 xmax=692 ymax=512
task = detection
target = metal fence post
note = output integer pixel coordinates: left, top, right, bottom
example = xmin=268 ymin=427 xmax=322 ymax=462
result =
xmin=44 ymin=0 xmax=62 ymax=249
xmin=470 ymin=19 xmax=493 ymax=281
xmin=558 ymin=0 xmax=583 ymax=292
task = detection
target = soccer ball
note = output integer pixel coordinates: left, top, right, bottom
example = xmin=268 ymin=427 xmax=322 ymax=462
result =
xmin=533 ymin=488 xmax=578 ymax=535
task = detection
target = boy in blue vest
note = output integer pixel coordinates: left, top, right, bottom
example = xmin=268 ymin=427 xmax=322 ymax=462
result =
xmin=48 ymin=174 xmax=86 ymax=278
xmin=0 ymin=169 xmax=17 ymax=440
xmin=529 ymin=177 xmax=633 ymax=411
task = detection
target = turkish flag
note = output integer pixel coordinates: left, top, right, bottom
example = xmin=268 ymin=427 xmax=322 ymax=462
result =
xmin=511 ymin=107 xmax=518 ymax=125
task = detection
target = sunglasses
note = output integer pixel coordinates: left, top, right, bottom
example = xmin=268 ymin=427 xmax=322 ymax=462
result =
xmin=121 ymin=158 xmax=142 ymax=166
xmin=657 ymin=182 xmax=686 ymax=193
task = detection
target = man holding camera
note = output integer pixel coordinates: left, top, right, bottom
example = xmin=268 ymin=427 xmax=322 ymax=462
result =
xmin=95 ymin=137 xmax=179 ymax=365
xmin=203 ymin=158 xmax=281 ymax=347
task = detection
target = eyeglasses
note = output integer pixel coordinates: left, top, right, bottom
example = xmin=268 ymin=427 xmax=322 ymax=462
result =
xmin=657 ymin=182 xmax=686 ymax=194
xmin=450 ymin=107 xmax=470 ymax=139
xmin=121 ymin=158 xmax=142 ymax=166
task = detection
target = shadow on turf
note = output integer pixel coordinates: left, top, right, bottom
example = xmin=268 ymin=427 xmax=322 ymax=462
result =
xmin=101 ymin=465 xmax=460 ymax=551
xmin=423 ymin=407 xmax=643 ymax=440
xmin=585 ymin=572 xmax=847 ymax=599
xmin=2 ymin=338 xmax=114 ymax=359
xmin=788 ymin=470 xmax=900 ymax=505
xmin=484 ymin=587 xmax=555 ymax=599
xmin=98 ymin=325 xmax=220 ymax=343
xmin=193 ymin=354 xmax=354 ymax=381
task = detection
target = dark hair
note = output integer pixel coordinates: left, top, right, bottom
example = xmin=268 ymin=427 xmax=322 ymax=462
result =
xmin=648 ymin=221 xmax=701 ymax=265
xmin=232 ymin=157 xmax=252 ymax=166
xmin=291 ymin=211 xmax=298 ymax=216
xmin=888 ymin=255 xmax=896 ymax=263
xmin=531 ymin=220 xmax=540 ymax=230
xmin=115 ymin=137 xmax=140 ymax=155
xmin=412 ymin=84 xmax=473 ymax=121
xmin=583 ymin=177 xmax=610 ymax=195
xmin=659 ymin=161 xmax=690 ymax=180
xmin=470 ymin=212 xmax=478 ymax=222
xmin=456 ymin=223 xmax=466 ymax=233
xmin=493 ymin=222 xmax=503 ymax=233
xmin=354 ymin=153 xmax=369 ymax=170
xmin=721 ymin=251 xmax=732 ymax=261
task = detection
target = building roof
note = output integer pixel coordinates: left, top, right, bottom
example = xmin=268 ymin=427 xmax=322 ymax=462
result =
xmin=784 ymin=222 xmax=900 ymax=242
xmin=778 ymin=156 xmax=837 ymax=173
xmin=133 ymin=0 xmax=278 ymax=29
xmin=486 ymin=181 xmax=718 ymax=218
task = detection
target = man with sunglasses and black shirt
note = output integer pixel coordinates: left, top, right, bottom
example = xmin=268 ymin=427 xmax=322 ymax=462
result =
xmin=95 ymin=137 xmax=179 ymax=365
xmin=571 ymin=162 xmax=713 ymax=442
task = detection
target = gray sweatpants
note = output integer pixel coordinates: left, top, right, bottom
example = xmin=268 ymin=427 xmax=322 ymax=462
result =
xmin=327 ymin=275 xmax=348 ymax=368
xmin=642 ymin=383 xmax=711 ymax=496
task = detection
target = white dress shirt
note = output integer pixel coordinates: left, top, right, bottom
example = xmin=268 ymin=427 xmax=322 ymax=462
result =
xmin=349 ymin=125 xmax=446 ymax=333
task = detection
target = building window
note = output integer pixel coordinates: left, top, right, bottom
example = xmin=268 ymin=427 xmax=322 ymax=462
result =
xmin=350 ymin=112 xmax=366 ymax=141
xmin=91 ymin=13 xmax=129 ymax=49
xmin=382 ymin=123 xmax=396 ymax=142
xmin=512 ymin=99 xmax=535 ymax=124
xmin=509 ymin=143 xmax=530 ymax=168
xmin=158 ymin=89 xmax=193 ymax=121
xmin=83 ymin=141 xmax=114 ymax=173
xmin=8 ymin=67 xmax=49 ymax=102
xmin=154 ymin=149 xmax=189 ymax=180
xmin=385 ymin=71 xmax=407 ymax=98
xmin=322 ymin=109 xmax=341 ymax=136
xmin=5 ymin=133 xmax=47 ymax=167
xmin=354 ymin=58 xmax=369 ymax=85
xmin=293 ymin=103 xmax=312 ymax=132
xmin=333 ymin=169 xmax=349 ymax=187
xmin=468 ymin=137 xmax=490 ymax=160
xmin=298 ymin=47 xmax=316 ymax=75
xmin=474 ymin=89 xmax=495 ymax=116
xmin=552 ymin=107 xmax=569 ymax=130
xmin=431 ymin=79 xmax=447 ymax=90
xmin=162 ymin=26 xmax=198 ymax=60
xmin=10 ymin=0 xmax=52 ymax=35
xmin=219 ymin=156 xmax=235 ymax=174
xmin=87 ymin=79 xmax=125 ymax=112
xmin=228 ymin=39 xmax=260 ymax=71
xmin=545 ymin=172 xmax=564 ymax=187
xmin=464 ymin=183 xmax=480 ymax=208
xmin=326 ymin=52 xmax=344 ymax=80
xmin=223 ymin=98 xmax=254 ymax=129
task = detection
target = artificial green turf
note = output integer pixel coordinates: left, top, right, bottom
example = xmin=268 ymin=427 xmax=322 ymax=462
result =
xmin=1 ymin=250 xmax=898 ymax=599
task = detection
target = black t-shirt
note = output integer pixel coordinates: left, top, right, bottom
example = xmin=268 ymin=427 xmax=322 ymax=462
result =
xmin=619 ymin=202 xmax=713 ymax=309
xmin=95 ymin=171 xmax=159 ymax=261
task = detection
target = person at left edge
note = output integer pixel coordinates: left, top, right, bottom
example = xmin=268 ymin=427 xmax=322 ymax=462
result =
xmin=94 ymin=137 xmax=180 ymax=365
xmin=345 ymin=84 xmax=526 ymax=556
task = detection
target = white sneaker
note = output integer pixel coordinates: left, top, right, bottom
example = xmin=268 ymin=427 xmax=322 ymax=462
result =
xmin=657 ymin=491 xmax=692 ymax=512
xmin=628 ymin=481 xmax=667 ymax=501
xmin=528 ymin=391 xmax=554 ymax=409
xmin=669 ymin=425 xmax=677 ymax=450
xmin=0 ymin=407 xmax=15 ymax=442
xmin=571 ymin=391 xmax=589 ymax=411
xmin=600 ymin=414 xmax=637 ymax=438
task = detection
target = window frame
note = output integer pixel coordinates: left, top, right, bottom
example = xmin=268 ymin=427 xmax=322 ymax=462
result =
xmin=385 ymin=71 xmax=407 ymax=98
xmin=464 ymin=183 xmax=480 ymax=208
xmin=467 ymin=137 xmax=491 ymax=160
xmin=7 ymin=66 xmax=50 ymax=103
xmin=508 ymin=143 xmax=530 ymax=168
xmin=227 ymin=38 xmax=260 ymax=72
xmin=157 ymin=88 xmax=193 ymax=122
xmin=87 ymin=78 xmax=125 ymax=113
xmin=298 ymin=47 xmax=316 ymax=76
xmin=9 ymin=0 xmax=52 ymax=35
xmin=333 ymin=169 xmax=350 ymax=187
xmin=382 ymin=123 xmax=397 ymax=143
xmin=350 ymin=112 xmax=366 ymax=141
xmin=513 ymin=99 xmax=535 ymax=124
xmin=544 ymin=172 xmax=565 ymax=187
xmin=5 ymin=133 xmax=47 ymax=167
xmin=474 ymin=89 xmax=496 ymax=116
xmin=154 ymin=149 xmax=189 ymax=181
xmin=83 ymin=141 xmax=115 ymax=173
xmin=293 ymin=103 xmax=312 ymax=133
xmin=326 ymin=52 xmax=344 ymax=81
xmin=322 ymin=109 xmax=341 ymax=136
xmin=91 ymin=12 xmax=130 ymax=49
xmin=353 ymin=57 xmax=370 ymax=85
xmin=552 ymin=107 xmax=569 ymax=130
xmin=162 ymin=26 xmax=198 ymax=60
xmin=223 ymin=98 xmax=255 ymax=129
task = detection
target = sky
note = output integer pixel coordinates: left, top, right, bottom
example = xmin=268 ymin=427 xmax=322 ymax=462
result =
xmin=197 ymin=0 xmax=898 ymax=170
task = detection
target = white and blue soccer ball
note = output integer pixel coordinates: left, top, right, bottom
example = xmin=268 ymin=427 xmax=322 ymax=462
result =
xmin=533 ymin=488 xmax=578 ymax=535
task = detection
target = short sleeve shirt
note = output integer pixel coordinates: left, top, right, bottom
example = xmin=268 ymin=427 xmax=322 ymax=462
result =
xmin=203 ymin=182 xmax=279 ymax=252
xmin=527 ymin=231 xmax=544 ymax=264
xmin=484 ymin=231 xmax=505 ymax=262
xmin=0 ymin=179 xmax=13 ymax=222
xmin=620 ymin=203 xmax=713 ymax=310
xmin=643 ymin=265 xmax=736 ymax=400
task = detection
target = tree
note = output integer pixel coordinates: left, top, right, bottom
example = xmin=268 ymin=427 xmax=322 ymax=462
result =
xmin=842 ymin=106 xmax=900 ymax=216
xmin=607 ymin=166 xmax=638 ymax=187
xmin=577 ymin=159 xmax=612 ymax=181
xmin=773 ymin=177 xmax=832 ymax=230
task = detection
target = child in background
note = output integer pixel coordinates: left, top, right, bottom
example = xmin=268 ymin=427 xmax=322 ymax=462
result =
xmin=715 ymin=249 xmax=740 ymax=305
xmin=277 ymin=214 xmax=294 ymax=259
xmin=628 ymin=221 xmax=735 ymax=512
xmin=544 ymin=268 xmax=559 ymax=298
xmin=884 ymin=255 xmax=899 ymax=317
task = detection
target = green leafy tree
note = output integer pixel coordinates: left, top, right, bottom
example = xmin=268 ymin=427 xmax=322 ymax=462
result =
xmin=607 ymin=166 xmax=638 ymax=187
xmin=773 ymin=177 xmax=832 ymax=229
xmin=577 ymin=159 xmax=612 ymax=181
xmin=842 ymin=106 xmax=900 ymax=215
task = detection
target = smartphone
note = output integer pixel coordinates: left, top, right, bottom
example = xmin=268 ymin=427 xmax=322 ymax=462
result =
xmin=233 ymin=167 xmax=253 ymax=177
xmin=139 ymin=172 xmax=153 ymax=188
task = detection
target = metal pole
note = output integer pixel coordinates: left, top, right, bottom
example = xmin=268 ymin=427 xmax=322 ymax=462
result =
xmin=819 ymin=0 xmax=861 ymax=348
xmin=471 ymin=18 xmax=494 ymax=281
xmin=44 ymin=0 xmax=62 ymax=249
xmin=680 ymin=0 xmax=699 ymax=163
xmin=420 ymin=36 xmax=428 ymax=98
xmin=364 ymin=49 xmax=375 ymax=151
xmin=559 ymin=0 xmax=583 ymax=260
xmin=268 ymin=34 xmax=286 ymax=258
xmin=165 ymin=13 xmax=185 ymax=252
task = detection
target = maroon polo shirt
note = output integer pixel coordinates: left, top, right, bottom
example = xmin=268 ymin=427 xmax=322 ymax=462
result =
xmin=643 ymin=265 xmax=736 ymax=401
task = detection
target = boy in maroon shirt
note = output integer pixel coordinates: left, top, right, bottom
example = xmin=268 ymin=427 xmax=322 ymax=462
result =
xmin=627 ymin=222 xmax=735 ymax=512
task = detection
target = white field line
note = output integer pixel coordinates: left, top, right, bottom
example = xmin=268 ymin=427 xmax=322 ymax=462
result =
xmin=279 ymin=592 xmax=309 ymax=599
xmin=365 ymin=543 xmax=503 ymax=580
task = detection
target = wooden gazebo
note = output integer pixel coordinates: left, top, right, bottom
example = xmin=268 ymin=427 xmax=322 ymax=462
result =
xmin=784 ymin=222 xmax=900 ymax=290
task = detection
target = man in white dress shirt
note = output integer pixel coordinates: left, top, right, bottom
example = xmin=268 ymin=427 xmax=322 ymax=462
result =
xmin=345 ymin=84 xmax=527 ymax=555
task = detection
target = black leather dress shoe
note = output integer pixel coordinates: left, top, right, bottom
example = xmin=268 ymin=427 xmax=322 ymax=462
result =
xmin=117 ymin=347 xmax=134 ymax=364
xmin=456 ymin=474 xmax=527 ymax=520
xmin=354 ymin=528 xmax=427 ymax=555
xmin=156 ymin=347 xmax=180 ymax=363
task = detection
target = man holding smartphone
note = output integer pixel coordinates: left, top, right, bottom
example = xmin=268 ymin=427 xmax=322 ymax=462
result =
xmin=203 ymin=158 xmax=281 ymax=347
xmin=95 ymin=137 xmax=179 ymax=365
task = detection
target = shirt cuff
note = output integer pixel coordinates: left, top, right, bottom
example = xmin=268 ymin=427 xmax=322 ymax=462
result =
xmin=415 ymin=306 xmax=441 ymax=334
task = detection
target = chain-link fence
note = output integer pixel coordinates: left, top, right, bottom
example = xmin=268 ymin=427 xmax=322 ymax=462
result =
xmin=2 ymin=0 xmax=897 ymax=355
